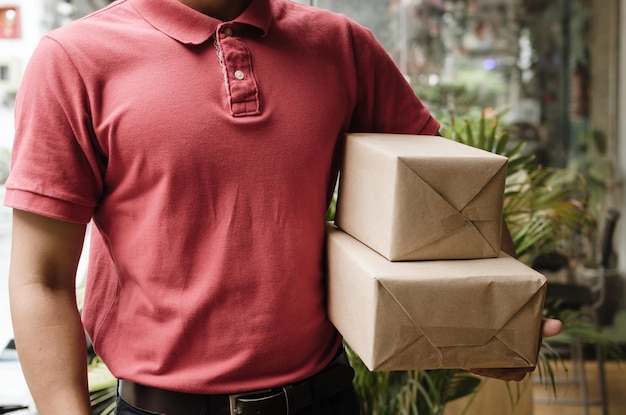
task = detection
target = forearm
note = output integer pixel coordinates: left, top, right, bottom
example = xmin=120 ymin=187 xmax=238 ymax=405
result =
xmin=9 ymin=280 xmax=91 ymax=415
xmin=8 ymin=210 xmax=91 ymax=415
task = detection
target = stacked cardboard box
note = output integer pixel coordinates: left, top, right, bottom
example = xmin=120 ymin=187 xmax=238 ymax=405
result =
xmin=327 ymin=133 xmax=547 ymax=371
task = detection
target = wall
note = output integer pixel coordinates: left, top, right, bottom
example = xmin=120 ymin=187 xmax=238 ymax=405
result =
xmin=588 ymin=0 xmax=625 ymax=280
xmin=590 ymin=1 xmax=618 ymax=145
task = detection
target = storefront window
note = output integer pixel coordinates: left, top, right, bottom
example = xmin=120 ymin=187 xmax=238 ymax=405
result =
xmin=313 ymin=0 xmax=593 ymax=168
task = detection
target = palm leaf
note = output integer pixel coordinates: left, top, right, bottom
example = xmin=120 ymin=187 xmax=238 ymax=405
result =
xmin=346 ymin=341 xmax=483 ymax=415
xmin=441 ymin=371 xmax=482 ymax=404
xmin=88 ymin=357 xmax=117 ymax=415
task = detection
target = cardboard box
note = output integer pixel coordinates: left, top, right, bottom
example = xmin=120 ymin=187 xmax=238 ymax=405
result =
xmin=326 ymin=225 xmax=547 ymax=371
xmin=335 ymin=133 xmax=508 ymax=261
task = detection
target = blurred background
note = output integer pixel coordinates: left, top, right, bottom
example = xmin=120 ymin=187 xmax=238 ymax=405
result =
xmin=1 ymin=1 xmax=626 ymax=414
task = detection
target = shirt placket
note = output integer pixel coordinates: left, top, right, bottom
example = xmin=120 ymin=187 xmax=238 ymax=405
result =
xmin=214 ymin=24 xmax=261 ymax=117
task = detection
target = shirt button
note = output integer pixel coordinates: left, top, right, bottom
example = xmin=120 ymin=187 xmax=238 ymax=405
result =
xmin=234 ymin=70 xmax=245 ymax=80
xmin=224 ymin=28 xmax=233 ymax=37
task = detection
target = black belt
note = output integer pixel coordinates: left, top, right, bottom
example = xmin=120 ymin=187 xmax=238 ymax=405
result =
xmin=118 ymin=351 xmax=355 ymax=415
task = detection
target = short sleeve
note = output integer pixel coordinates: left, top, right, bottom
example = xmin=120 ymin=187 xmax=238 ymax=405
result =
xmin=4 ymin=35 xmax=105 ymax=224
xmin=348 ymin=22 xmax=440 ymax=135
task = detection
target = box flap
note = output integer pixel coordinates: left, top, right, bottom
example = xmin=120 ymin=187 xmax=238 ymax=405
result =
xmin=392 ymin=159 xmax=505 ymax=259
xmin=327 ymin=219 xmax=547 ymax=372
xmin=336 ymin=133 xmax=507 ymax=261
xmin=370 ymin=257 xmax=546 ymax=369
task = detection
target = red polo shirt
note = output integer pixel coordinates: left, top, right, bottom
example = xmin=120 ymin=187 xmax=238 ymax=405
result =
xmin=5 ymin=0 xmax=439 ymax=393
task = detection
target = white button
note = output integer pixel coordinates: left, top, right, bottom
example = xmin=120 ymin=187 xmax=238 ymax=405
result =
xmin=234 ymin=70 xmax=245 ymax=80
xmin=224 ymin=28 xmax=233 ymax=37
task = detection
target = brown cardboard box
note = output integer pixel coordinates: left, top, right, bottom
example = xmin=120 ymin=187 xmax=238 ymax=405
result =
xmin=335 ymin=133 xmax=508 ymax=261
xmin=326 ymin=225 xmax=547 ymax=371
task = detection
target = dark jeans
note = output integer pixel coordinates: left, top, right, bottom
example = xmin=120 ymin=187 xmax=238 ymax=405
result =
xmin=115 ymin=385 xmax=361 ymax=415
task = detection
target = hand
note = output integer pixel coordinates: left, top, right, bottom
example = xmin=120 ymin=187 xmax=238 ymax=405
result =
xmin=541 ymin=317 xmax=564 ymax=337
xmin=468 ymin=318 xmax=563 ymax=381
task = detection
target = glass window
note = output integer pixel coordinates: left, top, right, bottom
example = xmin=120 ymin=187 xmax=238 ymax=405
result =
xmin=313 ymin=0 xmax=592 ymax=168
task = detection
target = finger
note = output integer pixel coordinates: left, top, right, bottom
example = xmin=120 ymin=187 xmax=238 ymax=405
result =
xmin=541 ymin=318 xmax=564 ymax=337
xmin=469 ymin=369 xmax=525 ymax=382
xmin=469 ymin=367 xmax=531 ymax=382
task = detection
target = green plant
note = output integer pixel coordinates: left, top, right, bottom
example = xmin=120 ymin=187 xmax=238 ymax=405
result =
xmin=439 ymin=112 xmax=594 ymax=265
xmin=567 ymin=130 xmax=613 ymax=218
xmin=87 ymin=357 xmax=117 ymax=415
xmin=563 ymin=129 xmax=615 ymax=266
xmin=347 ymin=344 xmax=481 ymax=415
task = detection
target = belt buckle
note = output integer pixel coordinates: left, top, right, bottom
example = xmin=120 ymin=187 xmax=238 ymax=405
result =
xmin=228 ymin=389 xmax=273 ymax=415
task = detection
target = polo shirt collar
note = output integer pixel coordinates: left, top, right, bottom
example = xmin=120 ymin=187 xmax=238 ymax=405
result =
xmin=130 ymin=0 xmax=272 ymax=45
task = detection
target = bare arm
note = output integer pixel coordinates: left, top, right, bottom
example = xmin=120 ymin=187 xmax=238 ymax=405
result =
xmin=8 ymin=209 xmax=91 ymax=415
